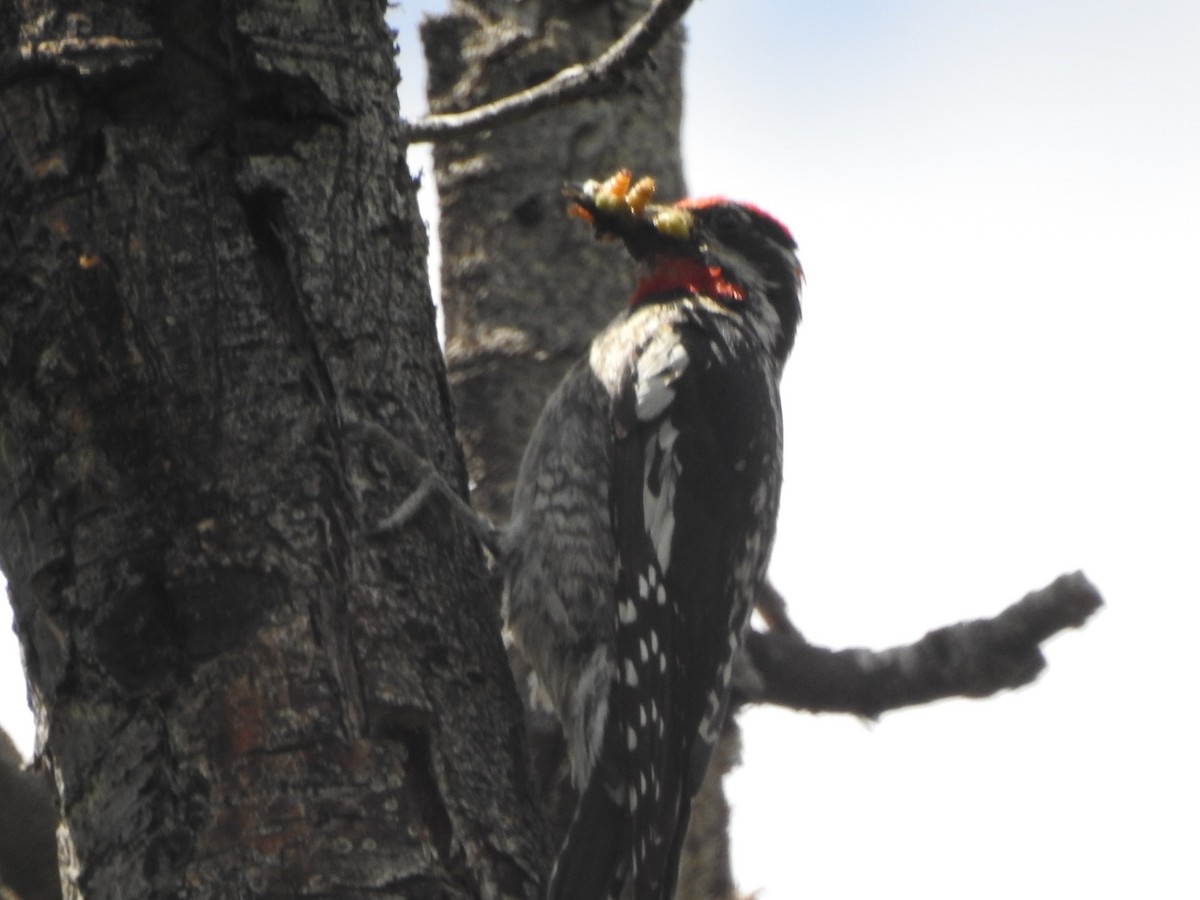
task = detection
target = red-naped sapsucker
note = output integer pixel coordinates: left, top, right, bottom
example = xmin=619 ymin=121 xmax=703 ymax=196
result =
xmin=503 ymin=172 xmax=802 ymax=900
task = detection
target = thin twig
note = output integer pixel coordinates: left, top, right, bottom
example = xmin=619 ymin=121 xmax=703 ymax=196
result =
xmin=405 ymin=0 xmax=695 ymax=144
xmin=346 ymin=419 xmax=503 ymax=557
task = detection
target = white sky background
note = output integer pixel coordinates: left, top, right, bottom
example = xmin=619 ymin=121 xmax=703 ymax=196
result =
xmin=3 ymin=0 xmax=1198 ymax=895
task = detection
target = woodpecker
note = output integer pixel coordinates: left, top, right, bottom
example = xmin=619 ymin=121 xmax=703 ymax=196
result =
xmin=503 ymin=171 xmax=801 ymax=900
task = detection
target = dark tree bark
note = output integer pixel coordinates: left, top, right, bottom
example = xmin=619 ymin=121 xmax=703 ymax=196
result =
xmin=0 ymin=3 xmax=540 ymax=898
xmin=0 ymin=728 xmax=60 ymax=900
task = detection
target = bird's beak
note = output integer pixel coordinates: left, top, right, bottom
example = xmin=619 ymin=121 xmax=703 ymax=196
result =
xmin=565 ymin=170 xmax=693 ymax=257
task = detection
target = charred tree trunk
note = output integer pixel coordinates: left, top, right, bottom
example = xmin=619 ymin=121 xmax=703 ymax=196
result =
xmin=424 ymin=2 xmax=737 ymax=896
xmin=0 ymin=3 xmax=540 ymax=898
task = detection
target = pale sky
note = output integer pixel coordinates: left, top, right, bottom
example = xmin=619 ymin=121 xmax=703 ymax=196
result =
xmin=4 ymin=1 xmax=1198 ymax=896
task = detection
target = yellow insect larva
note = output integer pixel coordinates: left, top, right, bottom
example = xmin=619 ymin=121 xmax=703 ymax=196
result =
xmin=651 ymin=207 xmax=692 ymax=239
xmin=626 ymin=177 xmax=656 ymax=215
xmin=593 ymin=169 xmax=632 ymax=212
xmin=602 ymin=169 xmax=632 ymax=199
xmin=567 ymin=203 xmax=595 ymax=224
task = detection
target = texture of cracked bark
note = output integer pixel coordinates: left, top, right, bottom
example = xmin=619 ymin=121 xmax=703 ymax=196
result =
xmin=1 ymin=2 xmax=541 ymax=897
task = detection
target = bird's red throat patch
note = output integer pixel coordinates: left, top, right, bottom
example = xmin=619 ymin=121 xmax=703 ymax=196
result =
xmin=630 ymin=257 xmax=745 ymax=306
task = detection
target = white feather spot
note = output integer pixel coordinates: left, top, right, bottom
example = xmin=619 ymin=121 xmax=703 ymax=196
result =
xmin=619 ymin=598 xmax=637 ymax=624
xmin=699 ymin=689 xmax=725 ymax=743
xmin=624 ymin=660 xmax=639 ymax=687
xmin=639 ymin=638 xmax=649 ymax=662
xmin=634 ymin=335 xmax=689 ymax=421
xmin=638 ymin=574 xmax=649 ymax=599
xmin=627 ymin=726 xmax=638 ymax=750
xmin=643 ymin=421 xmax=681 ymax=572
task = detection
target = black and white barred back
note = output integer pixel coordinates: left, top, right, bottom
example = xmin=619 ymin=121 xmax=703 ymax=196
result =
xmin=504 ymin=196 xmax=800 ymax=900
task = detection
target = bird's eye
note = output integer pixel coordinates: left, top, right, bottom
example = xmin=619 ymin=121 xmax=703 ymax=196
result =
xmin=709 ymin=205 xmax=746 ymax=235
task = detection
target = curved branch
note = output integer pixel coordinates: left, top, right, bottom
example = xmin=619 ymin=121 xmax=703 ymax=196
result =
xmin=405 ymin=0 xmax=695 ymax=144
xmin=736 ymin=571 xmax=1103 ymax=719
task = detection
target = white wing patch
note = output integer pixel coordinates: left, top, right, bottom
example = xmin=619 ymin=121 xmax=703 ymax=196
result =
xmin=642 ymin=419 xmax=680 ymax=572
xmin=634 ymin=335 xmax=688 ymax=422
xmin=632 ymin=331 xmax=688 ymax=575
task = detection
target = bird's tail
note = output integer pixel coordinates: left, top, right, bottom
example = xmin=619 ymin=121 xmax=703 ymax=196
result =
xmin=546 ymin=769 xmax=629 ymax=900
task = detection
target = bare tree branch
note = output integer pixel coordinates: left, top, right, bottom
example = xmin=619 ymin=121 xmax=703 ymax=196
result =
xmin=754 ymin=579 xmax=804 ymax=638
xmin=736 ymin=571 xmax=1103 ymax=718
xmin=405 ymin=0 xmax=695 ymax=144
